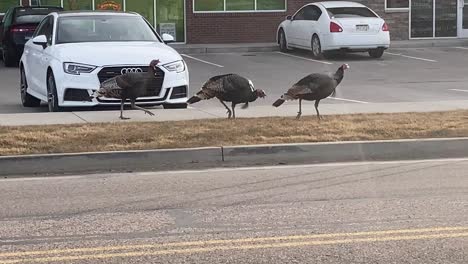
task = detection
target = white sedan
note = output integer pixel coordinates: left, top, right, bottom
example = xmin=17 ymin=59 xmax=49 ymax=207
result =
xmin=277 ymin=1 xmax=390 ymax=59
xmin=20 ymin=11 xmax=189 ymax=112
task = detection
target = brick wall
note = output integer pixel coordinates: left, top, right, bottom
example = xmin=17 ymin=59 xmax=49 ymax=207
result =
xmin=186 ymin=0 xmax=409 ymax=44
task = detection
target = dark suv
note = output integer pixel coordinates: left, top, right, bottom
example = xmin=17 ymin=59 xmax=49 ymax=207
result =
xmin=0 ymin=6 xmax=63 ymax=67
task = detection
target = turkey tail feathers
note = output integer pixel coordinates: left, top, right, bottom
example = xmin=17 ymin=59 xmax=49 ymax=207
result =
xmin=273 ymin=98 xmax=285 ymax=107
xmin=187 ymin=96 xmax=202 ymax=104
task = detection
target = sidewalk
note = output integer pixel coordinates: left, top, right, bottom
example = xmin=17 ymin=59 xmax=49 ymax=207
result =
xmin=2 ymin=100 xmax=468 ymax=126
xmin=170 ymin=39 xmax=468 ymax=54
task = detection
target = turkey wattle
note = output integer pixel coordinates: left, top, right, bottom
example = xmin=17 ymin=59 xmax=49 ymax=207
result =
xmin=187 ymin=74 xmax=267 ymax=119
xmin=273 ymin=64 xmax=350 ymax=120
xmin=91 ymin=59 xmax=160 ymax=120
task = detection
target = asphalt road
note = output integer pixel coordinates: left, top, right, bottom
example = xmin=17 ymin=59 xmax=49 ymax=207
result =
xmin=1 ymin=159 xmax=467 ymax=263
xmin=1 ymin=47 xmax=468 ymax=113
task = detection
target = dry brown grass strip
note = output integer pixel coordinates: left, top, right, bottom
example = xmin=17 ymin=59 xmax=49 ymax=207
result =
xmin=1 ymin=111 xmax=468 ymax=156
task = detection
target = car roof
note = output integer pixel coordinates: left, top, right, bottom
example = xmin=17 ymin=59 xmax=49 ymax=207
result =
xmin=315 ymin=1 xmax=366 ymax=8
xmin=13 ymin=5 xmax=63 ymax=10
xmin=56 ymin=10 xmax=140 ymax=17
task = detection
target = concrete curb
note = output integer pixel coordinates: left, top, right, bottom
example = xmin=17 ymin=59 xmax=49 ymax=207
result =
xmin=2 ymin=138 xmax=468 ymax=177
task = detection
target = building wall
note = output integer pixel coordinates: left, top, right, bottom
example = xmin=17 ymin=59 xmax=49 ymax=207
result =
xmin=186 ymin=0 xmax=409 ymax=44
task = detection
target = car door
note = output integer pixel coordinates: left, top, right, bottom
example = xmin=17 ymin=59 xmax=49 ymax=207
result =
xmin=286 ymin=7 xmax=305 ymax=47
xmin=296 ymin=5 xmax=323 ymax=48
xmin=28 ymin=16 xmax=53 ymax=95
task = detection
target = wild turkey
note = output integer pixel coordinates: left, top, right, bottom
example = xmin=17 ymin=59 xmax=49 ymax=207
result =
xmin=273 ymin=64 xmax=350 ymax=120
xmin=91 ymin=60 xmax=160 ymax=119
xmin=187 ymin=74 xmax=266 ymax=119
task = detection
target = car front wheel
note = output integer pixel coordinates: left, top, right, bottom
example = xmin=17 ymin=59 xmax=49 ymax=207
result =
xmin=279 ymin=29 xmax=288 ymax=52
xmin=47 ymin=72 xmax=62 ymax=112
xmin=369 ymin=48 xmax=385 ymax=58
xmin=20 ymin=67 xmax=41 ymax=107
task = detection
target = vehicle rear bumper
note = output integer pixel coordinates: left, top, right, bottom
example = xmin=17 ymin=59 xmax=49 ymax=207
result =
xmin=322 ymin=32 xmax=390 ymax=51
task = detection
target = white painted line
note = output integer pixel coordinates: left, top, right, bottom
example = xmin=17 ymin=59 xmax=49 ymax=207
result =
xmin=454 ymin=47 xmax=468 ymax=50
xmin=327 ymin=97 xmax=369 ymax=104
xmin=386 ymin=52 xmax=437 ymax=63
xmin=275 ymin=52 xmax=333 ymax=65
xmin=181 ymin=54 xmax=224 ymax=68
xmin=449 ymin=89 xmax=468 ymax=93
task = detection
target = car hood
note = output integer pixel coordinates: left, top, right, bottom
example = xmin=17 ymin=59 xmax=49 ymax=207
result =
xmin=53 ymin=42 xmax=183 ymax=66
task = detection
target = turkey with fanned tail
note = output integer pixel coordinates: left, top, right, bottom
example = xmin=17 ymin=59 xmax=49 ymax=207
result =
xmin=187 ymin=74 xmax=266 ymax=119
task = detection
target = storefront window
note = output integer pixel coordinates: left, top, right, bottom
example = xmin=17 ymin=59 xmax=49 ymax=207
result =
xmin=0 ymin=0 xmax=19 ymax=14
xmin=95 ymin=0 xmax=123 ymax=11
xmin=126 ymin=0 xmax=155 ymax=25
xmin=386 ymin=0 xmax=409 ymax=9
xmin=194 ymin=0 xmax=223 ymax=12
xmin=157 ymin=0 xmax=185 ymax=42
xmin=257 ymin=0 xmax=286 ymax=10
xmin=63 ymin=0 xmax=93 ymax=10
xmin=194 ymin=0 xmax=286 ymax=12
xmin=226 ymin=0 xmax=254 ymax=11
xmin=435 ymin=0 xmax=457 ymax=37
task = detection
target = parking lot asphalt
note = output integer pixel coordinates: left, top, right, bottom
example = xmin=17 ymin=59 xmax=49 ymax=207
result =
xmin=1 ymin=46 xmax=468 ymax=114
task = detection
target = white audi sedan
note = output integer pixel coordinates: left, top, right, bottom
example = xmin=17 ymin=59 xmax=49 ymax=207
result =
xmin=19 ymin=11 xmax=189 ymax=112
xmin=277 ymin=1 xmax=390 ymax=59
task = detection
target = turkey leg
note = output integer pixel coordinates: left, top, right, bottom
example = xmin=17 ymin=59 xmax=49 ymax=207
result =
xmin=219 ymin=99 xmax=232 ymax=119
xmin=231 ymin=103 xmax=237 ymax=119
xmin=131 ymin=99 xmax=155 ymax=116
xmin=296 ymin=99 xmax=302 ymax=119
xmin=120 ymin=99 xmax=130 ymax=120
xmin=315 ymin=100 xmax=322 ymax=121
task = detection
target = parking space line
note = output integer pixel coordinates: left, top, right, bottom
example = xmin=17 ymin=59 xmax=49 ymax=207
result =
xmin=454 ymin=47 xmax=468 ymax=50
xmin=181 ymin=54 xmax=224 ymax=68
xmin=386 ymin=52 xmax=437 ymax=63
xmin=327 ymin=97 xmax=369 ymax=104
xmin=449 ymin=89 xmax=468 ymax=93
xmin=275 ymin=52 xmax=333 ymax=65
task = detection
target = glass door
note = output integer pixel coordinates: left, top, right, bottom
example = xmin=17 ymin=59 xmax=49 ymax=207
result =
xmin=411 ymin=0 xmax=458 ymax=38
xmin=156 ymin=0 xmax=185 ymax=42
xmin=459 ymin=0 xmax=468 ymax=37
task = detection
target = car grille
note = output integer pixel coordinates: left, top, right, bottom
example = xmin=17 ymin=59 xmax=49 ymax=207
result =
xmin=170 ymin=86 xmax=187 ymax=99
xmin=64 ymin=88 xmax=91 ymax=102
xmin=96 ymin=89 xmax=171 ymax=104
xmin=97 ymin=66 xmax=165 ymax=97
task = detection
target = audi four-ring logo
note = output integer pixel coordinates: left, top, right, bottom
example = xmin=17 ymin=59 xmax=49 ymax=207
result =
xmin=120 ymin=68 xmax=143 ymax=74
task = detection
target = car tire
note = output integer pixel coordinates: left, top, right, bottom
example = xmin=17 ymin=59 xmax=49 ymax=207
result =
xmin=2 ymin=48 xmax=17 ymax=67
xmin=47 ymin=72 xmax=63 ymax=112
xmin=20 ymin=67 xmax=41 ymax=107
xmin=369 ymin=48 xmax=385 ymax=58
xmin=279 ymin=29 xmax=289 ymax=53
xmin=163 ymin=103 xmax=188 ymax=109
xmin=311 ymin=35 xmax=324 ymax=59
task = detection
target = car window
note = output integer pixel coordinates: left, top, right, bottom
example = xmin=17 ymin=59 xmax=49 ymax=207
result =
xmin=35 ymin=16 xmax=53 ymax=44
xmin=303 ymin=6 xmax=322 ymax=21
xmin=14 ymin=7 xmax=62 ymax=25
xmin=293 ymin=7 xmax=305 ymax=20
xmin=327 ymin=7 xmax=377 ymax=18
xmin=56 ymin=15 xmax=160 ymax=44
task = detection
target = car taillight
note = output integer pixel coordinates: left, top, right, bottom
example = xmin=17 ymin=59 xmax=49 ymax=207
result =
xmin=382 ymin=22 xmax=389 ymax=32
xmin=10 ymin=26 xmax=36 ymax=33
xmin=330 ymin=22 xmax=343 ymax=33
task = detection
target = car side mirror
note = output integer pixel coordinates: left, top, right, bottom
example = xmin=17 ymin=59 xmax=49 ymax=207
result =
xmin=162 ymin=33 xmax=175 ymax=44
xmin=286 ymin=15 xmax=292 ymax=20
xmin=32 ymin=35 xmax=48 ymax=49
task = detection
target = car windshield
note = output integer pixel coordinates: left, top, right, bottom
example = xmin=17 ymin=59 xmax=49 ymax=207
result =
xmin=14 ymin=8 xmax=61 ymax=24
xmin=56 ymin=15 xmax=160 ymax=44
xmin=327 ymin=7 xmax=377 ymax=18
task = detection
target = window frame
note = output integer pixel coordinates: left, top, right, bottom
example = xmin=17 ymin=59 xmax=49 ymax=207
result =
xmin=385 ymin=0 xmax=409 ymax=12
xmin=0 ymin=0 xmax=22 ymax=16
xmin=193 ymin=0 xmax=287 ymax=13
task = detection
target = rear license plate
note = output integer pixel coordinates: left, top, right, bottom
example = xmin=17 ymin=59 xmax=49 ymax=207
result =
xmin=356 ymin=25 xmax=369 ymax=31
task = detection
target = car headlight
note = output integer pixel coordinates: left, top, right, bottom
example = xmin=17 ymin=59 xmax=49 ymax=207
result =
xmin=163 ymin=60 xmax=185 ymax=73
xmin=63 ymin=62 xmax=97 ymax=75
